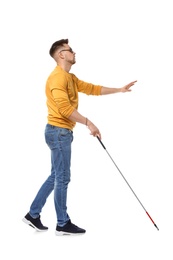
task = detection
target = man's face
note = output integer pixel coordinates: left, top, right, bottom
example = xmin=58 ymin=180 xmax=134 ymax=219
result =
xmin=59 ymin=44 xmax=76 ymax=65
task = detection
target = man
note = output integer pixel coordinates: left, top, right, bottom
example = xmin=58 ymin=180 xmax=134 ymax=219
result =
xmin=23 ymin=39 xmax=137 ymax=235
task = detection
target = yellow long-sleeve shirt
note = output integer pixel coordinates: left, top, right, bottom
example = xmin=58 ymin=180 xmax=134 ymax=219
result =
xmin=45 ymin=66 xmax=102 ymax=130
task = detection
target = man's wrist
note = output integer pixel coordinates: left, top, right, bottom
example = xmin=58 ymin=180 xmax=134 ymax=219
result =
xmin=85 ymin=118 xmax=92 ymax=127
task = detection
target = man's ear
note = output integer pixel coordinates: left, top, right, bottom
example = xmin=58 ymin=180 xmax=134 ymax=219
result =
xmin=58 ymin=52 xmax=65 ymax=59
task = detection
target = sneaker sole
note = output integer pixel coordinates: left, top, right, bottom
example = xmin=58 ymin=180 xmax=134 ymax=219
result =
xmin=55 ymin=230 xmax=86 ymax=236
xmin=22 ymin=217 xmax=48 ymax=232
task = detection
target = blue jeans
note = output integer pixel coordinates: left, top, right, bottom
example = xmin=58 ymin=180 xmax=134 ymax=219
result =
xmin=29 ymin=124 xmax=73 ymax=226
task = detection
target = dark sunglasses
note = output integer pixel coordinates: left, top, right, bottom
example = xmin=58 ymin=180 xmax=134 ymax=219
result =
xmin=59 ymin=47 xmax=74 ymax=54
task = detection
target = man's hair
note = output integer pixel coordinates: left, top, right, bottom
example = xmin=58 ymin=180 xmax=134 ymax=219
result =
xmin=49 ymin=39 xmax=69 ymax=57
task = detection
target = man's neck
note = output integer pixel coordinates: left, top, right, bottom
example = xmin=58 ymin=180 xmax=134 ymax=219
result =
xmin=58 ymin=62 xmax=72 ymax=73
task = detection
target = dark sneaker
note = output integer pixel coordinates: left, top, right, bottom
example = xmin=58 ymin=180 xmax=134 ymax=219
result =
xmin=55 ymin=220 xmax=86 ymax=236
xmin=22 ymin=213 xmax=48 ymax=232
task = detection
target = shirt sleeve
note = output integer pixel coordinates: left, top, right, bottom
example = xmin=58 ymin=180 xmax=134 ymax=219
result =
xmin=72 ymin=74 xmax=102 ymax=95
xmin=49 ymin=74 xmax=75 ymax=118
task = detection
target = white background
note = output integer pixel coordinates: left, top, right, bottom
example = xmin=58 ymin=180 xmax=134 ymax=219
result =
xmin=1 ymin=0 xmax=173 ymax=259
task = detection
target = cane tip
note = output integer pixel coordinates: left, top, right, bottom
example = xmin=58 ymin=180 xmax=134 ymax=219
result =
xmin=154 ymin=224 xmax=159 ymax=231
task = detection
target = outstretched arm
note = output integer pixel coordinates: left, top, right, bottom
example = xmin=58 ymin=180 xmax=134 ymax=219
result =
xmin=68 ymin=80 xmax=137 ymax=139
xmin=101 ymin=80 xmax=137 ymax=95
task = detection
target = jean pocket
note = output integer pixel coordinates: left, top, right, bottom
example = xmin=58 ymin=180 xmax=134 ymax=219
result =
xmin=45 ymin=126 xmax=59 ymax=149
xmin=59 ymin=128 xmax=73 ymax=142
xmin=60 ymin=128 xmax=71 ymax=136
